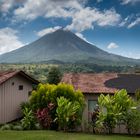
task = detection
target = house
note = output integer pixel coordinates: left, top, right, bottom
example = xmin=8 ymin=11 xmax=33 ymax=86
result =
xmin=62 ymin=73 xmax=140 ymax=133
xmin=0 ymin=70 xmax=39 ymax=124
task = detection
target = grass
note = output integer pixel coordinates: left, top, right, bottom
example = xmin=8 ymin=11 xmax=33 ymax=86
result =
xmin=0 ymin=131 xmax=139 ymax=140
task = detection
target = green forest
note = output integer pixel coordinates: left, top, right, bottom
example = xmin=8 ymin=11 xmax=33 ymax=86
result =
xmin=0 ymin=63 xmax=140 ymax=82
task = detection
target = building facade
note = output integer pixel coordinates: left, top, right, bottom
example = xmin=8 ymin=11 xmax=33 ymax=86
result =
xmin=0 ymin=71 xmax=39 ymax=124
xmin=62 ymin=73 xmax=140 ymax=133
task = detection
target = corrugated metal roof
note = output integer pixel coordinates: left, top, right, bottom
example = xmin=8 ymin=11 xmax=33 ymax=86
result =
xmin=0 ymin=70 xmax=39 ymax=85
xmin=61 ymin=73 xmax=140 ymax=94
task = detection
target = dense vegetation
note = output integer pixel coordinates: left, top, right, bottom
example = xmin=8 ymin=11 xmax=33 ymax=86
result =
xmin=0 ymin=86 xmax=140 ymax=134
xmin=0 ymin=63 xmax=139 ymax=82
xmin=21 ymin=83 xmax=85 ymax=131
xmin=94 ymin=90 xmax=140 ymax=135
xmin=0 ymin=63 xmax=140 ymax=134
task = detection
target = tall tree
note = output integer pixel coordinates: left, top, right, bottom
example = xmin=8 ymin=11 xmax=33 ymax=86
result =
xmin=47 ymin=67 xmax=62 ymax=84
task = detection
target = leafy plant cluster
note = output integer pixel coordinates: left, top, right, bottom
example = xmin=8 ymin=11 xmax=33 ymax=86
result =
xmin=56 ymin=97 xmax=81 ymax=131
xmin=20 ymin=83 xmax=85 ymax=131
xmin=96 ymin=89 xmax=140 ymax=135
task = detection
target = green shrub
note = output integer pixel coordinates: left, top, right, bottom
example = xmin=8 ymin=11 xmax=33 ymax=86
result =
xmin=20 ymin=102 xmax=31 ymax=111
xmin=35 ymin=123 xmax=42 ymax=130
xmin=135 ymin=89 xmax=140 ymax=101
xmin=12 ymin=124 xmax=23 ymax=131
xmin=125 ymin=109 xmax=140 ymax=135
xmin=0 ymin=124 xmax=13 ymax=130
xmin=30 ymin=83 xmax=85 ymax=111
xmin=21 ymin=107 xmax=37 ymax=130
xmin=29 ymin=83 xmax=85 ymax=131
xmin=97 ymin=89 xmax=134 ymax=133
xmin=56 ymin=97 xmax=82 ymax=131
xmin=47 ymin=66 xmax=62 ymax=85
xmin=97 ymin=89 xmax=139 ymax=134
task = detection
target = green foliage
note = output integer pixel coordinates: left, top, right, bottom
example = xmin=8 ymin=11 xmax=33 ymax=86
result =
xmin=12 ymin=124 xmax=23 ymax=131
xmin=29 ymin=83 xmax=85 ymax=131
xmin=29 ymin=84 xmax=53 ymax=110
xmin=21 ymin=107 xmax=37 ymax=130
xmin=0 ymin=124 xmax=13 ymax=130
xmin=135 ymin=89 xmax=140 ymax=101
xmin=20 ymin=102 xmax=31 ymax=111
xmin=56 ymin=97 xmax=81 ymax=131
xmin=47 ymin=67 xmax=62 ymax=84
xmin=0 ymin=63 xmax=136 ymax=83
xmin=97 ymin=94 xmax=118 ymax=133
xmin=114 ymin=89 xmax=134 ymax=112
xmin=97 ymin=89 xmax=136 ymax=134
xmin=125 ymin=109 xmax=140 ymax=135
xmin=30 ymin=83 xmax=85 ymax=111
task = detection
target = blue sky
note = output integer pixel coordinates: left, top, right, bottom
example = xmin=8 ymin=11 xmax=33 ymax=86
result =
xmin=0 ymin=0 xmax=140 ymax=58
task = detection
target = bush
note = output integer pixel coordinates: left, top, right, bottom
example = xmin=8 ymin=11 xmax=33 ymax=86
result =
xmin=125 ymin=109 xmax=140 ymax=135
xmin=36 ymin=103 xmax=55 ymax=129
xmin=30 ymin=84 xmax=55 ymax=110
xmin=97 ymin=90 xmax=132 ymax=133
xmin=30 ymin=83 xmax=85 ymax=111
xmin=47 ymin=67 xmax=62 ymax=85
xmin=20 ymin=102 xmax=31 ymax=111
xmin=12 ymin=124 xmax=23 ymax=131
xmin=97 ymin=89 xmax=140 ymax=134
xmin=0 ymin=124 xmax=13 ymax=130
xmin=21 ymin=107 xmax=37 ymax=130
xmin=56 ymin=97 xmax=82 ymax=131
xmin=29 ymin=83 xmax=85 ymax=131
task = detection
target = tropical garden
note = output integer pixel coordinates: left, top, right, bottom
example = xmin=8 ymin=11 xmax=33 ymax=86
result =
xmin=1 ymin=84 xmax=140 ymax=135
xmin=0 ymin=67 xmax=140 ymax=139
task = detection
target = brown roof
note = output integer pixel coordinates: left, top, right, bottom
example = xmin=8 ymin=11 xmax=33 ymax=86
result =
xmin=0 ymin=70 xmax=39 ymax=85
xmin=61 ymin=73 xmax=140 ymax=94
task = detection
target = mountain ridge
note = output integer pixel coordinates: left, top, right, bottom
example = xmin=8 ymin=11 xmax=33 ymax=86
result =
xmin=0 ymin=29 xmax=139 ymax=65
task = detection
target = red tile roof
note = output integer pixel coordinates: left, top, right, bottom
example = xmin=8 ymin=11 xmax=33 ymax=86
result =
xmin=61 ymin=73 xmax=140 ymax=94
xmin=0 ymin=70 xmax=39 ymax=85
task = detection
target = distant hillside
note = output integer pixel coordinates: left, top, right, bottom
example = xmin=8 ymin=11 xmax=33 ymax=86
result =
xmin=0 ymin=29 xmax=139 ymax=65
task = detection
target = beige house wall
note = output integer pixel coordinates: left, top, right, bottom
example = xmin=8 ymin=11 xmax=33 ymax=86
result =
xmin=0 ymin=75 xmax=33 ymax=124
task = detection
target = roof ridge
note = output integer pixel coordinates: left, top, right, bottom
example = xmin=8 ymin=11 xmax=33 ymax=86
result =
xmin=0 ymin=70 xmax=39 ymax=85
xmin=0 ymin=70 xmax=17 ymax=76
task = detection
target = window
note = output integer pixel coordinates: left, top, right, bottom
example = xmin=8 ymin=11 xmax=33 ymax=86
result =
xmin=28 ymin=91 xmax=32 ymax=96
xmin=12 ymin=82 xmax=14 ymax=86
xmin=88 ymin=100 xmax=97 ymax=122
xmin=19 ymin=85 xmax=23 ymax=90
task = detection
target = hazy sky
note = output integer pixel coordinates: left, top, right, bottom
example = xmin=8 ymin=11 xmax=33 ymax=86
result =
xmin=0 ymin=0 xmax=140 ymax=58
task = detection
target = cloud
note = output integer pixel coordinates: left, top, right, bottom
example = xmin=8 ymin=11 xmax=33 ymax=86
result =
xmin=13 ymin=0 xmax=121 ymax=32
xmin=0 ymin=0 xmax=14 ymax=12
xmin=66 ymin=8 xmax=121 ymax=32
xmin=121 ymin=0 xmax=140 ymax=5
xmin=37 ymin=26 xmax=61 ymax=37
xmin=75 ymin=32 xmax=88 ymax=42
xmin=107 ymin=42 xmax=119 ymax=49
xmin=0 ymin=0 xmax=24 ymax=12
xmin=119 ymin=15 xmax=134 ymax=27
xmin=14 ymin=0 xmax=83 ymax=21
xmin=120 ymin=52 xmax=140 ymax=59
xmin=127 ymin=17 xmax=140 ymax=28
xmin=0 ymin=27 xmax=24 ymax=54
xmin=119 ymin=14 xmax=140 ymax=28
xmin=75 ymin=32 xmax=96 ymax=45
